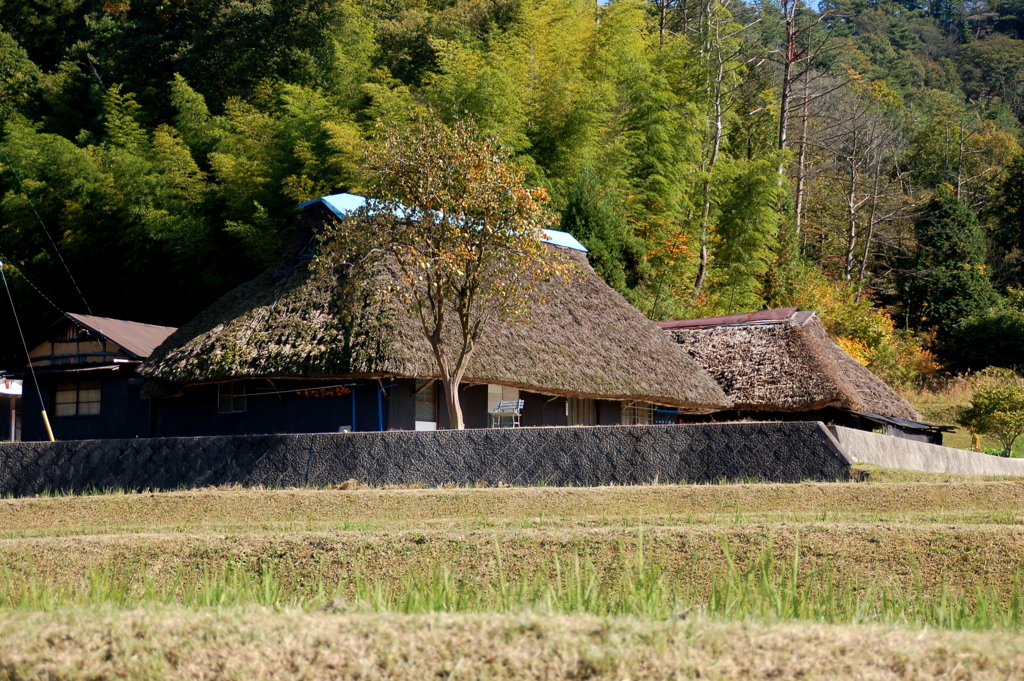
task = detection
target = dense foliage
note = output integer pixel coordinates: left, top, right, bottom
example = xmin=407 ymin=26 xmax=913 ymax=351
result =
xmin=3 ymin=0 xmax=1024 ymax=382
xmin=957 ymin=368 xmax=1024 ymax=455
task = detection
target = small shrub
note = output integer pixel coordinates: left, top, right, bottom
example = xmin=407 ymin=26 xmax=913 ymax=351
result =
xmin=957 ymin=369 xmax=1024 ymax=456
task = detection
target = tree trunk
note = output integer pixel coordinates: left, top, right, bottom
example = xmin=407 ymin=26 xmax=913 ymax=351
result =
xmin=693 ymin=8 xmax=725 ymax=295
xmin=434 ymin=340 xmax=474 ymax=430
xmin=845 ymin=169 xmax=858 ymax=280
xmin=777 ymin=0 xmax=795 ymax=157
xmin=856 ymin=146 xmax=884 ymax=301
xmin=794 ymin=76 xmax=811 ymax=244
xmin=440 ymin=376 xmax=464 ymax=430
xmin=659 ymin=0 xmax=668 ymax=45
xmin=694 ymin=242 xmax=709 ymax=292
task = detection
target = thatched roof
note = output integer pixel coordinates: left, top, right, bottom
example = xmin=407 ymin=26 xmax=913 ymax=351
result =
xmin=659 ymin=309 xmax=921 ymax=420
xmin=142 ymin=204 xmax=731 ymax=412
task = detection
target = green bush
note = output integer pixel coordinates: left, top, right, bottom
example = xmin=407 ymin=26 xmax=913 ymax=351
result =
xmin=957 ymin=369 xmax=1024 ymax=457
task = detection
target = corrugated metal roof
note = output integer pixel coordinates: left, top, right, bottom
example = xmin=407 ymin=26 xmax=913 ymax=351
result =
xmin=65 ymin=313 xmax=177 ymax=359
xmin=852 ymin=411 xmax=955 ymax=432
xmin=299 ymin=193 xmax=588 ymax=252
xmin=658 ymin=307 xmax=800 ymax=330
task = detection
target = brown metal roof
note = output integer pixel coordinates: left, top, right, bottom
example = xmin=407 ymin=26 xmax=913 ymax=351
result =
xmin=65 ymin=313 xmax=177 ymax=359
xmin=658 ymin=307 xmax=799 ymax=330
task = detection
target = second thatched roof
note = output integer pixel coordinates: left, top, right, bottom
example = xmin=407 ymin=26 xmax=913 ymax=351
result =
xmin=659 ymin=309 xmax=921 ymax=420
xmin=142 ymin=202 xmax=731 ymax=412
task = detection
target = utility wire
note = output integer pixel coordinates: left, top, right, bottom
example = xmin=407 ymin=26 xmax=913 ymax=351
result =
xmin=0 ymin=253 xmax=64 ymax=315
xmin=1 ymin=261 xmax=54 ymax=441
xmin=0 ymin=146 xmax=92 ymax=314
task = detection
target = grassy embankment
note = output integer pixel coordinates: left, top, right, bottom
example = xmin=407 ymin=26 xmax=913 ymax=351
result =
xmin=0 ymin=472 xmax=1023 ymax=678
xmin=907 ymin=378 xmax=1024 ymax=456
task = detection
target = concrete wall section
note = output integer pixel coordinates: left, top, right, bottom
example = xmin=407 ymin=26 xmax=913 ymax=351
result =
xmin=831 ymin=426 xmax=1024 ymax=476
xmin=0 ymin=422 xmax=850 ymax=497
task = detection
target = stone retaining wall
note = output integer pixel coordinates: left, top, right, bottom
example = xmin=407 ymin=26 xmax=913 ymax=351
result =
xmin=0 ymin=422 xmax=850 ymax=496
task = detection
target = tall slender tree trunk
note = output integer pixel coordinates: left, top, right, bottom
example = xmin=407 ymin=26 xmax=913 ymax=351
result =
xmin=844 ymin=167 xmax=858 ymax=280
xmin=694 ymin=3 xmax=726 ymax=295
xmin=856 ymin=138 xmax=884 ymax=301
xmin=794 ymin=76 xmax=811 ymax=245
xmin=844 ymin=130 xmax=861 ymax=281
xmin=659 ymin=0 xmax=668 ymax=45
xmin=777 ymin=3 xmax=795 ymax=158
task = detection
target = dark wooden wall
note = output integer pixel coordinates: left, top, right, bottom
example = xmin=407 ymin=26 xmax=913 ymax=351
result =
xmin=21 ymin=370 xmax=151 ymax=442
xmin=21 ymin=375 xmax=637 ymax=441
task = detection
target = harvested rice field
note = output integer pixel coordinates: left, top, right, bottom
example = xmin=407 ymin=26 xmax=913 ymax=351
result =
xmin=0 ymin=465 xmax=1022 ymax=679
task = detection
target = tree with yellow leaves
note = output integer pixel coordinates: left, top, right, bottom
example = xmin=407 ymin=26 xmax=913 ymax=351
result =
xmin=319 ymin=117 xmax=575 ymax=429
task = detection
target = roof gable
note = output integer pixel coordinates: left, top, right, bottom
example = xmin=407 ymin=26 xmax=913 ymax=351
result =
xmin=65 ymin=313 xmax=177 ymax=359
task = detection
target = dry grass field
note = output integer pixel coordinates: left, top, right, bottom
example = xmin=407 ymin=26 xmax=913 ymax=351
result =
xmin=0 ymin=466 xmax=1022 ymax=679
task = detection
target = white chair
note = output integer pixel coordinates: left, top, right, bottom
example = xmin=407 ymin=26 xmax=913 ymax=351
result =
xmin=489 ymin=399 xmax=524 ymax=428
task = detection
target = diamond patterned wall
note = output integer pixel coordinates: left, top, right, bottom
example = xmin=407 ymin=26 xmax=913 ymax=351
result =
xmin=0 ymin=422 xmax=850 ymax=497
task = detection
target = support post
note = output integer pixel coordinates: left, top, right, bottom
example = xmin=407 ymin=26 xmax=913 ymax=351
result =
xmin=41 ymin=409 xmax=54 ymax=442
xmin=351 ymin=384 xmax=357 ymax=432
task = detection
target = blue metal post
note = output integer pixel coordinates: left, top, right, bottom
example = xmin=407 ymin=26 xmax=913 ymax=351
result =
xmin=351 ymin=383 xmax=357 ymax=432
xmin=377 ymin=383 xmax=395 ymax=432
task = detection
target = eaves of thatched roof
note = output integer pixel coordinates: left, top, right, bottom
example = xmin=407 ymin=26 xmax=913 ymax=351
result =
xmin=142 ymin=207 xmax=731 ymax=412
xmin=660 ymin=310 xmax=920 ymax=420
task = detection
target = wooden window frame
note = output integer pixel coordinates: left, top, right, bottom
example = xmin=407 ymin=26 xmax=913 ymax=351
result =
xmin=621 ymin=401 xmax=654 ymax=426
xmin=414 ymin=379 xmax=438 ymax=427
xmin=217 ymin=382 xmax=247 ymax=414
xmin=54 ymin=381 xmax=102 ymax=417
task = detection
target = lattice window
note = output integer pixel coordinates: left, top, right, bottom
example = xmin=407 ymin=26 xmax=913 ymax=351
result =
xmin=414 ymin=379 xmax=438 ymax=428
xmin=54 ymin=381 xmax=101 ymax=417
xmin=217 ymin=382 xmax=247 ymax=414
xmin=621 ymin=401 xmax=654 ymax=425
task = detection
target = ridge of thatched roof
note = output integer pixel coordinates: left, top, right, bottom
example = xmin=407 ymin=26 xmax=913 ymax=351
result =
xmin=142 ymin=206 xmax=731 ymax=412
xmin=659 ymin=310 xmax=920 ymax=420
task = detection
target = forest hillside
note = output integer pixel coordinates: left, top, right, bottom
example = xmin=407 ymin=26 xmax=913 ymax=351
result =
xmin=2 ymin=0 xmax=1024 ymax=383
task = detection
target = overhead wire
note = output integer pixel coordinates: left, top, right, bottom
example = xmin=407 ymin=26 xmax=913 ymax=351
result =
xmin=0 ymin=145 xmax=92 ymax=314
xmin=0 ymin=262 xmax=54 ymax=441
xmin=0 ymin=253 xmax=65 ymax=315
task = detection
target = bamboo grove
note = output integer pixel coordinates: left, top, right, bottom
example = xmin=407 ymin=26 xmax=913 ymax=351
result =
xmin=4 ymin=0 xmax=1024 ymax=381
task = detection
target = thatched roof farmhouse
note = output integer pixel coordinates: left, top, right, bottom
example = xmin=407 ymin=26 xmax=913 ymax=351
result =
xmin=659 ymin=308 xmax=950 ymax=443
xmin=140 ymin=194 xmax=731 ymax=434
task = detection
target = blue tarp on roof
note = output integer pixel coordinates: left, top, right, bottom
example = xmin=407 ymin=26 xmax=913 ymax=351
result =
xmin=538 ymin=229 xmax=587 ymax=252
xmin=298 ymin=193 xmax=369 ymax=219
xmin=299 ymin=193 xmax=587 ymax=252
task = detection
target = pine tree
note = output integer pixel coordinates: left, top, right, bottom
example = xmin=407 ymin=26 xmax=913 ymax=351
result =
xmin=902 ymin=188 xmax=999 ymax=331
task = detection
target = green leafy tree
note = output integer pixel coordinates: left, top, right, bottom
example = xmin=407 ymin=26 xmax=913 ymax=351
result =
xmin=944 ymin=307 xmax=1024 ymax=372
xmin=957 ymin=370 xmax=1024 ymax=456
xmin=0 ymin=31 xmax=40 ymax=123
xmin=319 ymin=117 xmax=575 ymax=429
xmin=901 ymin=188 xmax=999 ymax=332
xmin=560 ymin=164 xmax=648 ymax=295
xmin=992 ymin=154 xmax=1024 ymax=288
